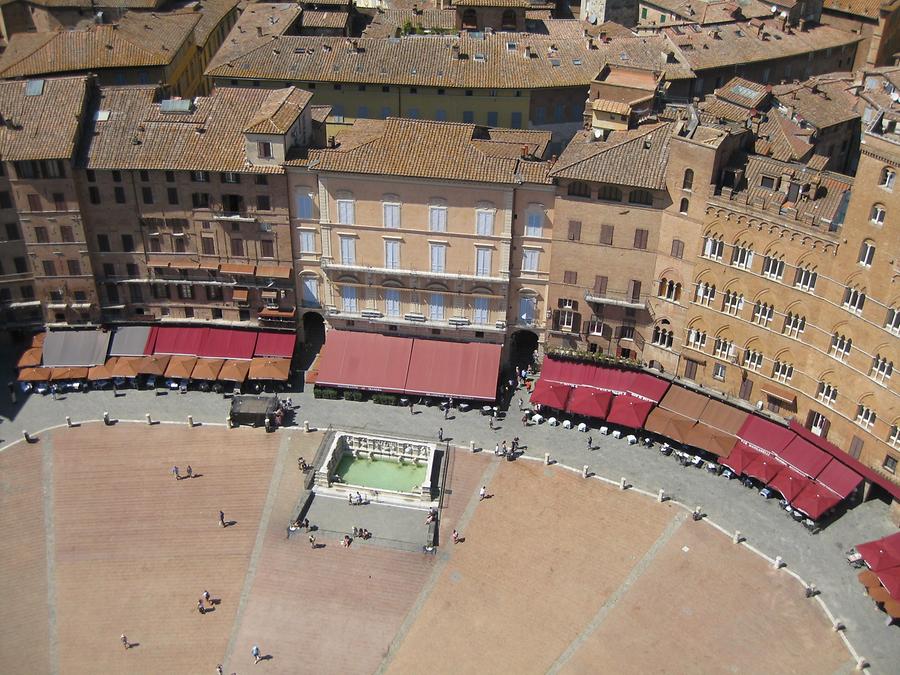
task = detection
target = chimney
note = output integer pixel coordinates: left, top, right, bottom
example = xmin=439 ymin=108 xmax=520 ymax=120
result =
xmin=328 ymin=136 xmax=336 ymax=148
xmin=799 ymin=18 xmax=807 ymax=31
xmin=451 ymin=44 xmax=460 ymax=59
xmin=520 ymin=144 xmax=529 ymax=158
xmin=523 ymin=45 xmax=532 ymax=58
xmin=586 ymin=37 xmax=595 ymax=50
xmin=256 ymin=26 xmax=263 ymax=37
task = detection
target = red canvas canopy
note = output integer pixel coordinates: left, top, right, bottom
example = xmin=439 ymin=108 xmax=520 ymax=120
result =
xmin=605 ymin=395 xmax=653 ymax=428
xmin=736 ymin=416 xmax=796 ymax=455
xmin=316 ymin=330 xmax=412 ymax=394
xmin=565 ymin=387 xmax=613 ymax=419
xmin=153 ymin=327 xmax=209 ymax=356
xmin=743 ymin=454 xmax=784 ymax=483
xmin=539 ymin=359 xmax=595 ymax=387
xmin=254 ymin=332 xmax=296 ymax=358
xmin=791 ymin=483 xmax=842 ymax=520
xmin=876 ymin=566 xmax=900 ymax=601
xmin=198 ymin=328 xmax=258 ymax=360
xmin=816 ymin=459 xmax=862 ymax=499
xmin=721 ymin=442 xmax=763 ymax=474
xmin=778 ymin=436 xmax=830 ymax=479
xmin=767 ymin=467 xmax=813 ymax=502
xmin=405 ymin=339 xmax=501 ymax=401
xmin=594 ymin=367 xmax=635 ymax=393
xmin=530 ymin=379 xmax=572 ymax=410
xmin=856 ymin=533 xmax=900 ymax=572
xmin=628 ymin=373 xmax=670 ymax=403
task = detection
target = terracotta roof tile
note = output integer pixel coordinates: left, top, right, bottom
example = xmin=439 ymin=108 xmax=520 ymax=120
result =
xmin=308 ymin=117 xmax=553 ymax=184
xmin=549 ymin=122 xmax=674 ymax=189
xmin=822 ymin=0 xmax=883 ymax=19
xmin=714 ymin=76 xmax=769 ymax=108
xmin=301 ymin=8 xmax=350 ymax=29
xmin=242 ymin=87 xmax=313 ymax=134
xmin=0 ymin=75 xmax=90 ymax=160
xmin=362 ymin=9 xmax=456 ymax=38
xmin=771 ymin=75 xmax=861 ymax=129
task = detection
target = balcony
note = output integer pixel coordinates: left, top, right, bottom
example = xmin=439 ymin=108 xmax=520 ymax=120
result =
xmin=327 ymin=306 xmax=506 ymax=333
xmin=322 ymin=260 xmax=508 ymax=288
xmin=584 ymin=288 xmax=647 ymax=311
xmin=212 ymin=211 xmax=257 ymax=222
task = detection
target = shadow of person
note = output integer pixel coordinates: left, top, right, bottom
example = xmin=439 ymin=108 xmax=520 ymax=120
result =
xmin=225 ymin=520 xmax=237 ymax=528
xmin=261 ymin=654 xmax=273 ymax=661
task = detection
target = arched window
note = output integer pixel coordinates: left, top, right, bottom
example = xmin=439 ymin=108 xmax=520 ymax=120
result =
xmin=628 ymin=189 xmax=653 ymax=206
xmin=567 ymin=181 xmax=590 ymax=198
xmin=682 ymin=168 xmax=694 ymax=190
xmin=829 ymin=333 xmax=852 ymax=361
xmin=657 ymin=278 xmax=681 ymax=302
xmin=858 ymin=239 xmax=875 ymax=267
xmin=880 ymin=167 xmax=895 ymax=190
xmin=500 ymin=9 xmax=517 ymax=29
xmin=597 ymin=184 xmax=622 ymax=202
xmin=870 ymin=203 xmax=886 ymax=225
xmin=679 ymin=198 xmax=689 ymax=214
xmin=461 ymin=8 xmax=478 ymax=29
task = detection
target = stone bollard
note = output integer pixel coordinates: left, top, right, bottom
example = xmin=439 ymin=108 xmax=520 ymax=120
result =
xmin=773 ymin=556 xmax=783 ymax=569
xmin=103 ymin=411 xmax=110 ymax=425
xmin=832 ymin=618 xmax=844 ymax=632
xmin=657 ymin=488 xmax=665 ymax=503
xmin=470 ymin=440 xmax=476 ymax=453
xmin=66 ymin=416 xmax=73 ymax=428
xmin=544 ymin=453 xmax=551 ymax=465
xmin=582 ymin=465 xmax=589 ymax=479
xmin=146 ymin=413 xmax=152 ymax=425
xmin=733 ymin=530 xmax=742 ymax=544
xmin=854 ymin=657 xmax=867 ymax=671
xmin=692 ymin=506 xmax=703 ymax=521
xmin=22 ymin=430 xmax=31 ymax=443
xmin=303 ymin=420 xmax=310 ymax=433
xmin=619 ymin=477 xmax=626 ymax=490
xmin=188 ymin=415 xmax=194 ymax=428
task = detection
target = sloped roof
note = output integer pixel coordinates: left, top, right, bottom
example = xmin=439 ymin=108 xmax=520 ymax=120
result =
xmin=714 ymin=76 xmax=769 ymax=109
xmin=81 ymin=85 xmax=307 ymax=173
xmin=307 ymin=117 xmax=553 ymax=185
xmin=0 ymin=11 xmax=200 ymax=78
xmin=822 ymin=0 xmax=884 ymax=19
xmin=0 ymin=75 xmax=90 ymax=160
xmin=242 ymin=88 xmax=313 ymax=134
xmin=771 ymin=75 xmax=862 ymax=130
xmin=549 ymin=122 xmax=674 ymax=190
xmin=362 ymin=8 xmax=456 ymax=38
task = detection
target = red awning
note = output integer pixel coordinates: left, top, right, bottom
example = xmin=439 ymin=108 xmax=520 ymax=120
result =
xmin=316 ymin=330 xmax=412 ymax=393
xmin=816 ymin=459 xmax=862 ymax=499
xmin=628 ymin=373 xmax=670 ymax=403
xmin=144 ymin=326 xmax=159 ymax=354
xmin=721 ymin=442 xmax=763 ymax=474
xmin=539 ymin=358 xmax=596 ymax=387
xmin=856 ymin=534 xmax=900 ymax=572
xmin=153 ymin=327 xmax=209 ymax=356
xmin=405 ymin=339 xmax=501 ymax=401
xmin=198 ymin=328 xmax=258 ymax=360
xmin=737 ymin=415 xmax=796 ymax=455
xmin=767 ymin=466 xmax=813 ymax=503
xmin=876 ymin=566 xmax=900 ymax=601
xmin=744 ymin=454 xmax=784 ymax=483
xmin=594 ymin=367 xmax=635 ymax=393
xmin=778 ymin=436 xmax=830 ymax=478
xmin=566 ymin=387 xmax=613 ymax=420
xmin=254 ymin=332 xmax=296 ymax=358
xmin=530 ymin=380 xmax=572 ymax=410
xmin=791 ymin=483 xmax=842 ymax=520
xmin=606 ymin=394 xmax=654 ymax=428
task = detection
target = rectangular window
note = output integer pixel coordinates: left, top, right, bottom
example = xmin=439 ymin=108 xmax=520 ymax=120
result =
xmin=58 ymin=226 xmax=73 ymax=243
xmin=255 ymin=175 xmax=268 ymax=186
xmin=299 ymin=230 xmax=315 ymax=253
xmin=42 ymin=260 xmax=55 ymax=276
xmin=475 ymin=247 xmax=491 ymax=276
xmin=51 ymin=193 xmax=65 ymax=211
xmin=525 ymin=209 xmax=543 ymax=237
xmin=177 ymin=285 xmax=193 ymax=300
xmin=522 ymin=248 xmax=539 ymax=272
xmin=384 ymin=239 xmax=400 ymax=269
xmin=627 ymin=279 xmax=642 ymax=303
xmin=256 ymin=195 xmax=271 ymax=211
xmin=4 ymin=222 xmax=19 ymax=240
xmin=14 ymin=257 xmax=28 ymax=273
xmin=221 ymin=172 xmax=241 ymax=184
xmin=201 ymin=237 xmax=215 ymax=255
xmin=167 ymin=188 xmax=178 ymax=205
xmin=337 ymin=199 xmax=355 ymax=224
xmin=192 ymin=192 xmax=210 ymax=209
xmin=429 ymin=206 xmax=447 ymax=232
xmin=487 ymin=111 xmax=499 ymax=126
xmin=88 ymin=186 xmax=101 ymax=204
xmin=295 ymin=193 xmax=314 ymax=219
xmin=97 ymin=234 xmax=110 ymax=252
xmin=141 ymin=187 xmax=153 ymax=204
xmin=429 ymin=293 xmax=444 ymax=321
xmin=474 ymin=297 xmax=489 ymax=325
xmin=0 ymin=191 xmax=12 ymax=209
xmin=340 ymin=236 xmax=356 ymax=265
xmin=165 ymin=171 xmax=175 ymax=183
xmin=27 ymin=194 xmax=42 ymax=212
xmin=713 ymin=363 xmax=727 ymax=381
xmin=191 ymin=171 xmax=210 ymax=183
xmin=34 ymin=226 xmax=48 ymax=243
xmin=567 ymin=220 xmax=582 ymax=241
xmin=600 ymin=224 xmax=614 ymax=246
xmin=563 ymin=270 xmax=578 ymax=285
xmin=593 ymin=275 xmax=608 ymax=297
xmin=518 ymin=296 xmax=535 ymax=324
xmin=430 ymin=243 xmax=446 ymax=273
xmin=139 ymin=170 xmax=149 ymax=182
xmin=476 ymin=209 xmax=494 ymax=236
xmin=121 ymin=234 xmax=134 ymax=252
xmin=114 ymin=187 xmax=126 ymax=204
xmin=633 ymin=228 xmax=649 ymax=250
xmin=231 ymin=237 xmax=244 ymax=257
xmin=257 ymin=142 xmax=273 ymax=159
xmin=511 ymin=112 xmax=522 ymax=128
xmin=383 ymin=202 xmax=400 ymax=229
xmin=130 ymin=285 xmax=143 ymax=303
xmin=260 ymin=240 xmax=274 ymax=258
xmin=463 ymin=111 xmax=475 ymax=123
xmin=126 ymin=263 xmax=138 ymax=277
xmin=341 ymin=286 xmax=357 ymax=313
xmin=385 ymin=288 xmax=400 ymax=317
xmin=301 ymin=277 xmax=318 ymax=306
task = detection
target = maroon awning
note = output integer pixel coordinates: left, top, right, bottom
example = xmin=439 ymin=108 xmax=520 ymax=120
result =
xmin=565 ymin=387 xmax=613 ymax=420
xmin=778 ymin=436 xmax=830 ymax=479
xmin=721 ymin=442 xmax=763 ymax=474
xmin=767 ymin=466 xmax=813 ymax=503
xmin=539 ymin=358 xmax=595 ymax=387
xmin=198 ymin=328 xmax=258 ymax=360
xmin=791 ymin=483 xmax=842 ymax=520
xmin=144 ymin=326 xmax=159 ymax=354
xmin=628 ymin=373 xmax=670 ymax=403
xmin=816 ymin=459 xmax=862 ymax=499
xmin=254 ymin=332 xmax=296 ymax=358
xmin=594 ymin=367 xmax=635 ymax=393
xmin=744 ymin=454 xmax=784 ymax=483
xmin=531 ymin=380 xmax=572 ymax=410
xmin=405 ymin=339 xmax=501 ymax=401
xmin=605 ymin=394 xmax=653 ymax=428
xmin=856 ymin=533 xmax=900 ymax=572
xmin=316 ymin=330 xmax=412 ymax=394
xmin=877 ymin=566 xmax=900 ymax=601
xmin=736 ymin=415 xmax=796 ymax=455
xmin=153 ymin=326 xmax=209 ymax=356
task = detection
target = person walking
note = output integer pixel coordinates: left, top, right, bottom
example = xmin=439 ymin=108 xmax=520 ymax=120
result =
xmin=219 ymin=510 xmax=226 ymax=528
xmin=121 ymin=634 xmax=130 ymax=650
xmin=309 ymin=534 xmax=316 ymax=549
xmin=479 ymin=486 xmax=487 ymax=501
xmin=252 ymin=644 xmax=261 ymax=664
xmin=409 ymin=400 xmax=414 ymax=415
xmin=444 ymin=403 xmax=450 ymax=420
xmin=587 ymin=436 xmax=593 ymax=451
xmin=438 ymin=427 xmax=444 ymax=442
xmin=494 ymin=442 xmax=500 ymax=456
xmin=198 ymin=599 xmax=205 ymax=615
xmin=217 ymin=666 xmax=224 ymax=675
xmin=202 ymin=590 xmax=210 ymax=603
xmin=521 ymin=413 xmax=528 ymax=427
xmin=186 ymin=465 xmax=193 ymax=478
xmin=489 ymin=416 xmax=495 ymax=431
xmin=8 ymin=381 xmax=16 ymax=404
xmin=172 ymin=465 xmax=180 ymax=480
xmin=452 ymin=529 xmax=460 ymax=544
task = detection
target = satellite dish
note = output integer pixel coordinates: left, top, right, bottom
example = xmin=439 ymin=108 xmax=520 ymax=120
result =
xmin=593 ymin=128 xmax=603 ymax=139
xmin=771 ymin=5 xmax=777 ymax=11
xmin=891 ymin=91 xmax=900 ymax=102
xmin=780 ymin=10 xmax=787 ymax=17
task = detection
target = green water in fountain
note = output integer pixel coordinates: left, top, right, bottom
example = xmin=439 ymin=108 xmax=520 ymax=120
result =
xmin=335 ymin=454 xmax=426 ymax=493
